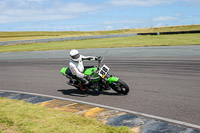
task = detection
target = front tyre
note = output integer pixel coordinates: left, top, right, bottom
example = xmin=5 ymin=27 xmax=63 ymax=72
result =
xmin=110 ymin=79 xmax=129 ymax=95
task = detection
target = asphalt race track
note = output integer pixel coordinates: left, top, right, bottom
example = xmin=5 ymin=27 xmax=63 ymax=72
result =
xmin=1 ymin=55 xmax=200 ymax=126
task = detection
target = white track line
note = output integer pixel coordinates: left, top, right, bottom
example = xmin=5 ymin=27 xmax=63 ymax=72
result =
xmin=0 ymin=89 xmax=200 ymax=130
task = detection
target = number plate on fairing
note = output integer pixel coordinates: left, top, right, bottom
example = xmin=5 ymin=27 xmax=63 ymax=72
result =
xmin=98 ymin=64 xmax=109 ymax=78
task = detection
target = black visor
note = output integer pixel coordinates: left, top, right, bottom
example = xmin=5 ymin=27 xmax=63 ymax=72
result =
xmin=71 ymin=54 xmax=80 ymax=59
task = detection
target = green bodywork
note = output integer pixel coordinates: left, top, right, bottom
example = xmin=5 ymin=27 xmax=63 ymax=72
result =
xmin=60 ymin=67 xmax=68 ymax=75
xmin=108 ymin=76 xmax=119 ymax=83
xmin=60 ymin=67 xmax=119 ymax=83
xmin=84 ymin=67 xmax=97 ymax=76
xmin=84 ymin=67 xmax=100 ymax=82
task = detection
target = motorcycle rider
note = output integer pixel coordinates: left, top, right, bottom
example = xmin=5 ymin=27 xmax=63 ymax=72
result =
xmin=68 ymin=49 xmax=98 ymax=85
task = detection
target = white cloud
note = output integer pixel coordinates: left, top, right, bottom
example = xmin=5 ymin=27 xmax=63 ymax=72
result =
xmin=184 ymin=0 xmax=200 ymax=3
xmin=59 ymin=2 xmax=99 ymax=13
xmin=104 ymin=19 xmax=142 ymax=25
xmin=109 ymin=0 xmax=179 ymax=6
xmin=109 ymin=0 xmax=200 ymax=6
xmin=26 ymin=0 xmax=46 ymax=2
xmin=0 ymin=0 xmax=100 ymax=24
xmin=11 ymin=23 xmax=103 ymax=31
xmin=104 ymin=26 xmax=113 ymax=31
xmin=153 ymin=23 xmax=165 ymax=27
xmin=153 ymin=14 xmax=180 ymax=21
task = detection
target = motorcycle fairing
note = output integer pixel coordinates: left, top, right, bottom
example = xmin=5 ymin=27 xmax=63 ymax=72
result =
xmin=60 ymin=67 xmax=119 ymax=83
xmin=60 ymin=67 xmax=68 ymax=75
xmin=108 ymin=76 xmax=119 ymax=84
xmin=84 ymin=67 xmax=97 ymax=75
xmin=84 ymin=67 xmax=100 ymax=82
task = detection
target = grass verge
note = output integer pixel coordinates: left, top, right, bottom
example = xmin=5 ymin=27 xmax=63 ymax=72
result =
xmin=0 ymin=33 xmax=200 ymax=52
xmin=0 ymin=24 xmax=199 ymax=41
xmin=0 ymin=98 xmax=132 ymax=133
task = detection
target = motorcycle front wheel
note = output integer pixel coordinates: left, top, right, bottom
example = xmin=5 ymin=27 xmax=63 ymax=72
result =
xmin=110 ymin=79 xmax=129 ymax=95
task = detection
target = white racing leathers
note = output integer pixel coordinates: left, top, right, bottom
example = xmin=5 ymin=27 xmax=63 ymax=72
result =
xmin=69 ymin=55 xmax=96 ymax=79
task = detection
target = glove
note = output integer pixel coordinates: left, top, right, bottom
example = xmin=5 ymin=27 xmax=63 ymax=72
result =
xmin=97 ymin=56 xmax=102 ymax=61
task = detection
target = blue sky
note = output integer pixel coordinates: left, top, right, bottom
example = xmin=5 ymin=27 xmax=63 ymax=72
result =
xmin=0 ymin=0 xmax=200 ymax=31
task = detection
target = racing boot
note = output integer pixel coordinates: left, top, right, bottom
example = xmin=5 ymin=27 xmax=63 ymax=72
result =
xmin=79 ymin=78 xmax=89 ymax=85
xmin=67 ymin=79 xmax=74 ymax=85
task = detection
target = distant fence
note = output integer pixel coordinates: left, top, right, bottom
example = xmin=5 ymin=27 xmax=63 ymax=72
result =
xmin=1 ymin=30 xmax=200 ymax=46
xmin=138 ymin=30 xmax=200 ymax=35
xmin=0 ymin=33 xmax=137 ymax=46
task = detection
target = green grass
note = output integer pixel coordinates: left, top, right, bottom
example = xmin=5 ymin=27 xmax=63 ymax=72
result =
xmin=0 ymin=98 xmax=132 ymax=133
xmin=0 ymin=24 xmax=200 ymax=41
xmin=0 ymin=33 xmax=200 ymax=52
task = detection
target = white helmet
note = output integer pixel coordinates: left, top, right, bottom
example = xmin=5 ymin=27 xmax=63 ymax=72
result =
xmin=70 ymin=49 xmax=81 ymax=62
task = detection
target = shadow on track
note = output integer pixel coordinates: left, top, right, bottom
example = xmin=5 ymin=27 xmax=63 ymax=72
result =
xmin=58 ymin=89 xmax=122 ymax=97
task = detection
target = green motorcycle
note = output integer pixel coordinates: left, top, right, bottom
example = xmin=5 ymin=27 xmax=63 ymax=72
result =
xmin=60 ymin=57 xmax=129 ymax=95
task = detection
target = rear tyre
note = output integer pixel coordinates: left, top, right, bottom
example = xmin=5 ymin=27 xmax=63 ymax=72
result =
xmin=110 ymin=79 xmax=129 ymax=95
